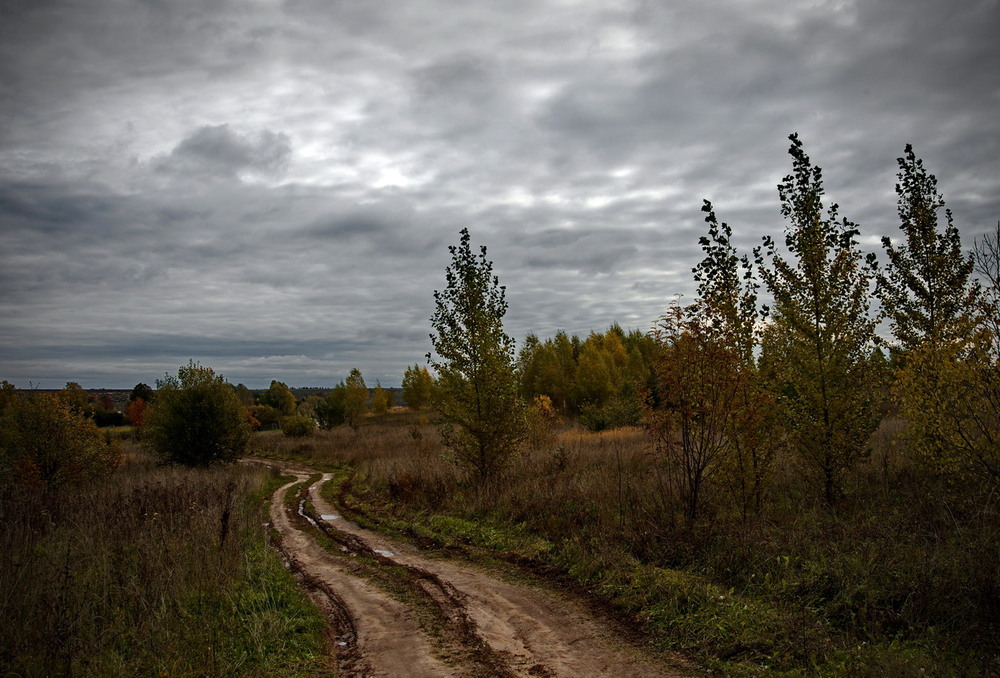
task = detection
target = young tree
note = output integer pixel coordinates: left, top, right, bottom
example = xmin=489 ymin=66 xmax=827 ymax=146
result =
xmin=693 ymin=200 xmax=760 ymax=362
xmin=649 ymin=303 xmax=752 ymax=524
xmin=685 ymin=201 xmax=777 ymax=518
xmin=878 ymin=145 xmax=978 ymax=350
xmin=429 ymin=228 xmax=525 ymax=481
xmin=878 ymin=147 xmax=985 ymax=478
xmin=757 ymin=134 xmax=880 ymax=506
xmin=125 ymin=397 xmax=149 ymax=434
xmin=143 ymin=361 xmax=251 ymax=466
xmin=401 ymin=364 xmax=434 ymax=410
xmin=900 ymin=222 xmax=1000 ymax=483
xmin=895 ymin=336 xmax=999 ymax=482
xmin=344 ymin=368 xmax=368 ymax=431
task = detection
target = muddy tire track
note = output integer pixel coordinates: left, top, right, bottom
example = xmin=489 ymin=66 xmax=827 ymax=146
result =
xmin=277 ymin=465 xmax=693 ymax=678
xmin=296 ymin=483 xmax=519 ymax=677
xmin=269 ymin=474 xmax=455 ymax=677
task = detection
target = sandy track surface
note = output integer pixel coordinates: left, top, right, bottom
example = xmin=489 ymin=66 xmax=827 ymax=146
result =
xmin=271 ymin=474 xmax=453 ymax=677
xmin=266 ymin=463 xmax=694 ymax=677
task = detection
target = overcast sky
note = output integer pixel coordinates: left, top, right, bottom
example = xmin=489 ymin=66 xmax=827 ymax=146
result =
xmin=1 ymin=0 xmax=998 ymax=389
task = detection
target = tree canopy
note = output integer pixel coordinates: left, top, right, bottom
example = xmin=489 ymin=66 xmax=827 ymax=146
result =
xmin=344 ymin=368 xmax=368 ymax=431
xmin=401 ymin=364 xmax=434 ymax=410
xmin=260 ymin=380 xmax=297 ymax=416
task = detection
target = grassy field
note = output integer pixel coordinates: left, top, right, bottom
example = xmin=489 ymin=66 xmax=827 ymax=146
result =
xmin=256 ymin=408 xmax=1000 ymax=676
xmin=0 ymin=444 xmax=329 ymax=677
xmin=4 ymin=408 xmax=995 ymax=675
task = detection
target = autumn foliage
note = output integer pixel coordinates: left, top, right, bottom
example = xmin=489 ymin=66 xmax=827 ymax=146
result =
xmin=125 ymin=397 xmax=148 ymax=430
xmin=0 ymin=393 xmax=122 ymax=487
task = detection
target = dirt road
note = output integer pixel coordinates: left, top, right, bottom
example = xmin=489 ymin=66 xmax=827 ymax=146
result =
xmin=267 ymin=465 xmax=695 ymax=677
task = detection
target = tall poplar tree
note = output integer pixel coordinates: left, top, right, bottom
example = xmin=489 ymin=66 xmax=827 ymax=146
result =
xmin=877 ymin=146 xmax=986 ymax=478
xmin=878 ymin=144 xmax=977 ymax=351
xmin=429 ymin=228 xmax=525 ymax=481
xmin=757 ymin=134 xmax=880 ymax=506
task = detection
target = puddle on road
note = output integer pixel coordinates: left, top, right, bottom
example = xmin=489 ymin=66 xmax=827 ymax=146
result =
xmin=321 ymin=514 xmax=341 ymax=521
xmin=298 ymin=499 xmax=319 ymax=529
xmin=373 ymin=549 xmax=394 ymax=558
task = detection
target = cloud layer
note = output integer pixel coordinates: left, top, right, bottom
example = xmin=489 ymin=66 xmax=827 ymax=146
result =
xmin=1 ymin=0 xmax=998 ymax=387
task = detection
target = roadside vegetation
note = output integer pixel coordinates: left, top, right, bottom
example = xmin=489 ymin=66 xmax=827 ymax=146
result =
xmin=257 ymin=408 xmax=999 ymax=676
xmin=0 ymin=439 xmax=328 ymax=677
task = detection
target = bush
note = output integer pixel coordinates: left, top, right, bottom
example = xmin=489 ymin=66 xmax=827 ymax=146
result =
xmin=250 ymin=404 xmax=282 ymax=430
xmin=144 ymin=362 xmax=251 ymax=466
xmin=281 ymin=415 xmax=316 ymax=438
xmin=526 ymin=395 xmax=558 ymax=449
xmin=93 ymin=409 xmax=126 ymax=427
xmin=315 ymin=385 xmax=346 ymax=429
xmin=0 ymin=393 xmax=122 ymax=487
xmin=579 ymin=392 xmax=643 ymax=432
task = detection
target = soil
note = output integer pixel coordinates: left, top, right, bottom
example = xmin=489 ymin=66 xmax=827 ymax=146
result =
xmin=264 ymin=462 xmax=698 ymax=677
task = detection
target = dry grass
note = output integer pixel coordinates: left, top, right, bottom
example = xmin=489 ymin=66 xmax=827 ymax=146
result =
xmin=0 ymin=443 xmax=328 ymax=677
xmin=260 ymin=408 xmax=1000 ymax=674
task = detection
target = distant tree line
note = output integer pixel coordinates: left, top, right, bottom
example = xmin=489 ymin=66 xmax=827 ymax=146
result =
xmin=518 ymin=324 xmax=658 ymax=431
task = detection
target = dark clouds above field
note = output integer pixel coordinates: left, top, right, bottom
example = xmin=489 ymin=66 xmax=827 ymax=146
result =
xmin=1 ymin=0 xmax=998 ymax=388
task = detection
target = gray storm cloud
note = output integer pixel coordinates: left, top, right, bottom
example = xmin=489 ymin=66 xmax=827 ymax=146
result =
xmin=1 ymin=0 xmax=997 ymax=387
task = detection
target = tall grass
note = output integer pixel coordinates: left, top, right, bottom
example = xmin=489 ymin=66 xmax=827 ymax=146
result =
xmin=0 ymin=444 xmax=328 ymax=677
xmin=263 ymin=409 xmax=1000 ymax=674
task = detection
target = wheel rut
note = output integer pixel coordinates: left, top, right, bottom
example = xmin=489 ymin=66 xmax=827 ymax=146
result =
xmin=264 ymin=462 xmax=695 ymax=677
xmin=269 ymin=475 xmax=453 ymax=677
